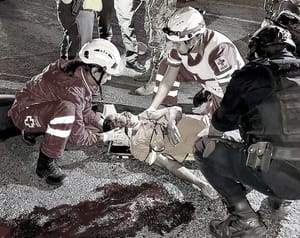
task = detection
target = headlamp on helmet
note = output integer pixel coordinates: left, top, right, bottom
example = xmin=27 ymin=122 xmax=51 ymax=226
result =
xmin=164 ymin=6 xmax=206 ymax=42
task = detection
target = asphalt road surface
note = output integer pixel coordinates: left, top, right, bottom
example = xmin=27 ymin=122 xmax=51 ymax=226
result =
xmin=1 ymin=0 xmax=300 ymax=237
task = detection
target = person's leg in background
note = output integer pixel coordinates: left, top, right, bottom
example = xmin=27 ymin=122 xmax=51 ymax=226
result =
xmin=57 ymin=1 xmax=80 ymax=60
xmin=133 ymin=0 xmax=177 ymax=95
xmin=97 ymin=0 xmax=114 ymax=40
xmin=60 ymin=31 xmax=69 ymax=59
xmin=76 ymin=9 xmax=95 ymax=48
xmin=115 ymin=0 xmax=146 ymax=73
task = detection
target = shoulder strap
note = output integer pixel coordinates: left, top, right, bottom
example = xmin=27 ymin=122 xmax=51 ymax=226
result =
xmin=269 ymin=58 xmax=300 ymax=71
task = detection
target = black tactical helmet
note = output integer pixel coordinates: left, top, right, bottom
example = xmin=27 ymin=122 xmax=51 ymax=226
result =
xmin=264 ymin=0 xmax=300 ymax=23
xmin=275 ymin=0 xmax=300 ymax=27
xmin=248 ymin=25 xmax=296 ymax=60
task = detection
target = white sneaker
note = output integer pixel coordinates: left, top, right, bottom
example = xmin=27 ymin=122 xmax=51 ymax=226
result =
xmin=134 ymin=81 xmax=155 ymax=96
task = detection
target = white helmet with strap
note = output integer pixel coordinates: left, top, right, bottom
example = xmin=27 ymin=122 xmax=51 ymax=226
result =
xmin=163 ymin=6 xmax=206 ymax=42
xmin=79 ymin=39 xmax=121 ymax=75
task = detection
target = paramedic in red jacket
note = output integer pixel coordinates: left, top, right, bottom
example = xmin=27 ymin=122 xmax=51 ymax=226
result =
xmin=8 ymin=39 xmax=123 ymax=186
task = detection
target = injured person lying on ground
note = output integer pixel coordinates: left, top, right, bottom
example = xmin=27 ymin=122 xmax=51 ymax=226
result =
xmin=102 ymin=104 xmax=219 ymax=200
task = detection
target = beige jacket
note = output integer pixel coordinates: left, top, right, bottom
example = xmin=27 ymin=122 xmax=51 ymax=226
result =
xmin=61 ymin=0 xmax=102 ymax=12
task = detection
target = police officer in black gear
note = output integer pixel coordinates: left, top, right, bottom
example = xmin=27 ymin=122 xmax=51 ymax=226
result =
xmin=193 ymin=25 xmax=300 ymax=238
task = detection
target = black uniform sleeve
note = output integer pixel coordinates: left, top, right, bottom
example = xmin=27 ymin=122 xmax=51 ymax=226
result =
xmin=212 ymin=64 xmax=274 ymax=132
xmin=212 ymin=70 xmax=244 ymax=131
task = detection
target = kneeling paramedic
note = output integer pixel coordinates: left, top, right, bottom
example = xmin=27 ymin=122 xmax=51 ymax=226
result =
xmin=8 ymin=39 xmax=125 ymax=186
xmin=193 ymin=25 xmax=300 ymax=237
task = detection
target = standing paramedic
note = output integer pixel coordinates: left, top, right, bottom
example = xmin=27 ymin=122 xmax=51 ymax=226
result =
xmin=8 ymin=39 xmax=125 ymax=187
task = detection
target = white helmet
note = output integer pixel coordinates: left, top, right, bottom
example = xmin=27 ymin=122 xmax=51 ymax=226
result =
xmin=79 ymin=39 xmax=121 ymax=75
xmin=164 ymin=6 xmax=206 ymax=42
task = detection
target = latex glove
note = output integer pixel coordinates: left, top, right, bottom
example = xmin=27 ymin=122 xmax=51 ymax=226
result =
xmin=167 ymin=120 xmax=181 ymax=146
xmin=222 ymin=129 xmax=243 ymax=142
xmin=138 ymin=107 xmax=155 ymax=121
xmin=168 ymin=106 xmax=182 ymax=122
xmin=197 ymin=115 xmax=211 ymax=138
xmin=192 ymin=102 xmax=208 ymax=114
xmin=102 ymin=128 xmax=128 ymax=142
xmin=197 ymin=127 xmax=209 ymax=138
xmin=138 ymin=107 xmax=167 ymax=121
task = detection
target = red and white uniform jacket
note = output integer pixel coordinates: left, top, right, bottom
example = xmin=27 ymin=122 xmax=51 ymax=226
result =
xmin=9 ymin=59 xmax=104 ymax=147
xmin=154 ymin=29 xmax=245 ymax=112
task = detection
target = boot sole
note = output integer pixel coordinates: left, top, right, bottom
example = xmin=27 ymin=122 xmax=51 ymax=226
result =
xmin=210 ymin=224 xmax=267 ymax=238
xmin=210 ymin=229 xmax=267 ymax=238
xmin=125 ymin=65 xmax=146 ymax=74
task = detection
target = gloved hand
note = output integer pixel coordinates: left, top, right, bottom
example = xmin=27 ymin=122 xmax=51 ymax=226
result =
xmin=197 ymin=115 xmax=211 ymax=138
xmin=167 ymin=120 xmax=181 ymax=146
xmin=138 ymin=107 xmax=167 ymax=121
xmin=192 ymin=102 xmax=209 ymax=114
xmin=168 ymin=106 xmax=182 ymax=122
xmin=102 ymin=128 xmax=128 ymax=143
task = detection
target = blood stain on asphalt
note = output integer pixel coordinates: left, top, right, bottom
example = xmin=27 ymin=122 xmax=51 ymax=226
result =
xmin=0 ymin=183 xmax=195 ymax=238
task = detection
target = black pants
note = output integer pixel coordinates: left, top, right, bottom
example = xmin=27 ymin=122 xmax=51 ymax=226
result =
xmin=193 ymin=137 xmax=300 ymax=204
xmin=97 ymin=0 xmax=114 ymax=39
xmin=57 ymin=1 xmax=79 ymax=59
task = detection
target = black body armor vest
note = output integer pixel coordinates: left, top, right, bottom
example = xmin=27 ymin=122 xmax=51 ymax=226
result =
xmin=242 ymin=59 xmax=300 ymax=146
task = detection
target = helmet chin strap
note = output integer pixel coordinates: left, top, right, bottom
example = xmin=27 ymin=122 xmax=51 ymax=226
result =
xmin=184 ymin=37 xmax=201 ymax=55
xmin=90 ymin=67 xmax=105 ymax=101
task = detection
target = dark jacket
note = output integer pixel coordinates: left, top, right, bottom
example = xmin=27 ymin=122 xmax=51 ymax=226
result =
xmin=212 ymin=55 xmax=300 ymax=145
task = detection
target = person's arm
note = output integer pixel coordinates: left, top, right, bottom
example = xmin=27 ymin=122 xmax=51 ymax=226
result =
xmin=150 ymin=65 xmax=180 ymax=109
xmin=211 ymin=76 xmax=244 ymax=132
xmin=66 ymin=87 xmax=113 ymax=145
xmin=83 ymin=105 xmax=104 ymax=129
xmin=207 ymin=41 xmax=244 ymax=99
xmin=166 ymin=106 xmax=182 ymax=146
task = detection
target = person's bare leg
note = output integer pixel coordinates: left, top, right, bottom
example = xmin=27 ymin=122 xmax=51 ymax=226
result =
xmin=154 ymin=154 xmax=218 ymax=199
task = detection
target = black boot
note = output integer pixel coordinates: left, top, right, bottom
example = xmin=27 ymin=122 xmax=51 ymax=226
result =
xmin=125 ymin=60 xmax=146 ymax=73
xmin=36 ymin=151 xmax=66 ymax=186
xmin=22 ymin=130 xmax=37 ymax=146
xmin=210 ymin=199 xmax=267 ymax=238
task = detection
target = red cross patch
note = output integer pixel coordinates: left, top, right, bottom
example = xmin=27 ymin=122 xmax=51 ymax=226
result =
xmin=215 ymin=56 xmax=230 ymax=72
xmin=24 ymin=116 xmax=36 ymax=128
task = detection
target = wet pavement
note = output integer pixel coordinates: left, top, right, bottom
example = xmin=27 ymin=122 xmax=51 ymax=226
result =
xmin=1 ymin=0 xmax=300 ymax=237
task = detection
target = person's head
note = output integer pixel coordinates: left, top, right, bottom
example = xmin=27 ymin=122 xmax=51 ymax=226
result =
xmin=163 ymin=6 xmax=206 ymax=55
xmin=79 ymin=38 xmax=121 ymax=85
xmin=247 ymin=25 xmax=296 ymax=60
xmin=275 ymin=0 xmax=300 ymax=54
xmin=103 ymin=112 xmax=140 ymax=132
xmin=275 ymin=0 xmax=300 ymax=27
